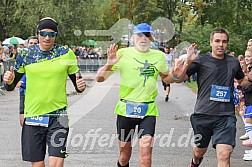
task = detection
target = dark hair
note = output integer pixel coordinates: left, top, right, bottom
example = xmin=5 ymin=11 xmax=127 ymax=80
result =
xmin=210 ymin=28 xmax=229 ymax=42
xmin=28 ymin=36 xmax=38 ymax=43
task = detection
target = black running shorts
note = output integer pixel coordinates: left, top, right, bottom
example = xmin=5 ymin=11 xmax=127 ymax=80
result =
xmin=116 ymin=115 xmax=156 ymax=142
xmin=190 ymin=113 xmax=237 ymax=149
xmin=22 ymin=108 xmax=69 ymax=162
xmin=162 ymin=81 xmax=170 ymax=90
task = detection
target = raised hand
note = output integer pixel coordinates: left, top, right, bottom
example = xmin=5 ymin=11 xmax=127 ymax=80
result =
xmin=172 ymin=59 xmax=188 ymax=79
xmin=3 ymin=66 xmax=15 ymax=85
xmin=186 ymin=43 xmax=200 ymax=62
xmin=106 ymin=44 xmax=123 ymax=66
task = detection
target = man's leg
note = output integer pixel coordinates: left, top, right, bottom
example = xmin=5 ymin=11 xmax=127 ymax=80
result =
xmin=22 ymin=124 xmax=47 ymax=166
xmin=47 ymin=109 xmax=69 ymax=167
xmin=116 ymin=115 xmax=136 ymax=167
xmin=48 ymin=156 xmax=64 ymax=167
xmin=139 ymin=135 xmax=153 ymax=167
xmin=216 ymin=144 xmax=233 ymax=167
xmin=191 ymin=147 xmax=207 ymax=165
xmin=138 ymin=116 xmax=156 ymax=167
xmin=118 ymin=141 xmax=132 ymax=166
xmin=165 ymin=84 xmax=170 ymax=102
xmin=189 ymin=114 xmax=212 ymax=166
xmin=213 ymin=115 xmax=236 ymax=167
xmin=162 ymin=81 xmax=169 ymax=102
xmin=31 ymin=161 xmax=45 ymax=167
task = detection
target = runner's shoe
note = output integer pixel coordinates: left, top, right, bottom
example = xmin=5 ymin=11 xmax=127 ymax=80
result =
xmin=245 ymin=149 xmax=252 ymax=154
xmin=165 ymin=95 xmax=169 ymax=102
xmin=243 ymin=153 xmax=252 ymax=161
xmin=240 ymin=133 xmax=249 ymax=140
xmin=188 ymin=157 xmax=203 ymax=167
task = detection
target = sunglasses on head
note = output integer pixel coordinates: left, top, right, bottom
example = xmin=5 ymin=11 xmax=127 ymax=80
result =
xmin=39 ymin=31 xmax=57 ymax=38
xmin=136 ymin=32 xmax=152 ymax=37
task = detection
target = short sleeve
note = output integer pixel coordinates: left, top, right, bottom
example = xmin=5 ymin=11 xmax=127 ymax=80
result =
xmin=158 ymin=53 xmax=169 ymax=73
xmin=186 ymin=57 xmax=200 ymax=77
xmin=67 ymin=49 xmax=79 ymax=75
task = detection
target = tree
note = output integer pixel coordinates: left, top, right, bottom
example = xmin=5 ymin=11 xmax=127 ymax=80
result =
xmin=0 ymin=0 xmax=18 ymax=40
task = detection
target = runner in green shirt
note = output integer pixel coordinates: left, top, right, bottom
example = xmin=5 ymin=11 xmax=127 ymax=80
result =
xmin=4 ymin=17 xmax=86 ymax=167
xmin=96 ymin=23 xmax=196 ymax=167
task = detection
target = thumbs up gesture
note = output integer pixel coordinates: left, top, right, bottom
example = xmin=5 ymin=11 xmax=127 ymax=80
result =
xmin=3 ymin=66 xmax=15 ymax=85
xmin=76 ymin=72 xmax=86 ymax=92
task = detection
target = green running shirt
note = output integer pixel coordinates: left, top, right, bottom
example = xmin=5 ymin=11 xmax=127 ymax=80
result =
xmin=112 ymin=47 xmax=168 ymax=116
xmin=15 ymin=44 xmax=79 ymax=117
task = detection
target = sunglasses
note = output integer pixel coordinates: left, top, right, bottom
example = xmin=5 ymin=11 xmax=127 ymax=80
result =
xmin=136 ymin=32 xmax=152 ymax=37
xmin=39 ymin=31 xmax=57 ymax=38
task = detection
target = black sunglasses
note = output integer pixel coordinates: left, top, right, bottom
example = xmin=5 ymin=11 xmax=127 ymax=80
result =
xmin=136 ymin=32 xmax=152 ymax=37
xmin=39 ymin=31 xmax=57 ymax=38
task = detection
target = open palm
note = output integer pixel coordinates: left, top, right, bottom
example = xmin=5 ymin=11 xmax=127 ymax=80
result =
xmin=186 ymin=43 xmax=200 ymax=62
xmin=106 ymin=44 xmax=122 ymax=66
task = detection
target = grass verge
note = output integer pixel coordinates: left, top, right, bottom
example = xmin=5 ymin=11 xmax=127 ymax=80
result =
xmin=184 ymin=81 xmax=198 ymax=92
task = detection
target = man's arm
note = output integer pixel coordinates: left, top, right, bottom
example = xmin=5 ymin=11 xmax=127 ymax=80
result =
xmin=237 ymin=76 xmax=252 ymax=87
xmin=161 ymin=58 xmax=192 ymax=84
xmin=236 ymin=66 xmax=252 ymax=87
xmin=68 ymin=72 xmax=86 ymax=93
xmin=96 ymin=64 xmax=114 ymax=82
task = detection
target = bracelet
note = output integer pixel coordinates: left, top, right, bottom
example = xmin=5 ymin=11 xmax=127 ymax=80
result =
xmin=248 ymin=78 xmax=252 ymax=83
xmin=171 ymin=74 xmax=179 ymax=81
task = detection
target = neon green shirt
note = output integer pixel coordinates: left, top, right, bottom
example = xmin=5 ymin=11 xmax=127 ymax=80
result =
xmin=15 ymin=45 xmax=79 ymax=117
xmin=112 ymin=47 xmax=168 ymax=116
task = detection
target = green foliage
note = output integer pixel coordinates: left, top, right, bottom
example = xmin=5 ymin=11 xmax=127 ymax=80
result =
xmin=1 ymin=0 xmax=104 ymax=45
xmin=0 ymin=0 xmax=251 ymax=50
xmin=178 ymin=0 xmax=252 ymax=55
xmin=185 ymin=81 xmax=198 ymax=92
xmin=179 ymin=23 xmax=213 ymax=54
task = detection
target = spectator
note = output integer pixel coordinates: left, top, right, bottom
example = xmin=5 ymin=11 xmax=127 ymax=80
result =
xmin=247 ymin=39 xmax=252 ymax=51
xmin=237 ymin=50 xmax=252 ymax=160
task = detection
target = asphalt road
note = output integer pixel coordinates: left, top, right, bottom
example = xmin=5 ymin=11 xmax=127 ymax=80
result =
xmin=0 ymin=72 xmax=251 ymax=167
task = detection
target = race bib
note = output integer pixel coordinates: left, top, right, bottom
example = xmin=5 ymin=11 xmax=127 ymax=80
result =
xmin=210 ymin=85 xmax=231 ymax=102
xmin=126 ymin=101 xmax=148 ymax=119
xmin=25 ymin=116 xmax=49 ymax=127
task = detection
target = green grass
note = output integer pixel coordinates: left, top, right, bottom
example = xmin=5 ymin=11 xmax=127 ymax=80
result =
xmin=185 ymin=81 xmax=198 ymax=92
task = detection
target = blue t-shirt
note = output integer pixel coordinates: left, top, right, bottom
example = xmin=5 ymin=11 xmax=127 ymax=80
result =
xmin=19 ymin=74 xmax=26 ymax=93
